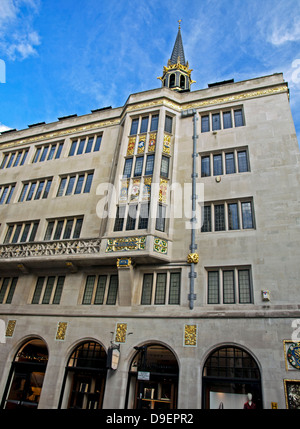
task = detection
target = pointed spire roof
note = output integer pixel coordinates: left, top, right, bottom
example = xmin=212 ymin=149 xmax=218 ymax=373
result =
xmin=170 ymin=21 xmax=186 ymax=66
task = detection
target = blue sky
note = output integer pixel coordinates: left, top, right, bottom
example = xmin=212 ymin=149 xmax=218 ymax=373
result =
xmin=0 ymin=0 xmax=300 ymax=144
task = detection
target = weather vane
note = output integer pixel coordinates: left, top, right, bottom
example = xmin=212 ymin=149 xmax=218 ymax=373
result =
xmin=178 ymin=19 xmax=182 ymax=29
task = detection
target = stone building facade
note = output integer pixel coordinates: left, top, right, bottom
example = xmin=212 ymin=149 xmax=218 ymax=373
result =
xmin=0 ymin=27 xmax=299 ymax=410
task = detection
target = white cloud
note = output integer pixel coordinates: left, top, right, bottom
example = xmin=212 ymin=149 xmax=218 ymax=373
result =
xmin=0 ymin=0 xmax=41 ymax=61
xmin=269 ymin=20 xmax=300 ymax=46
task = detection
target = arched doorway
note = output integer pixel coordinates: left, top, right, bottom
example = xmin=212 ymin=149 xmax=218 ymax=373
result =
xmin=125 ymin=343 xmax=179 ymax=409
xmin=202 ymin=345 xmax=262 ymax=409
xmin=58 ymin=341 xmax=107 ymax=409
xmin=1 ymin=338 xmax=48 ymax=409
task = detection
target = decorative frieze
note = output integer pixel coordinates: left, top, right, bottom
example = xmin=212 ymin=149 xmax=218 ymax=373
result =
xmin=0 ymin=238 xmax=101 ymax=259
xmin=106 ymin=236 xmax=146 ymax=252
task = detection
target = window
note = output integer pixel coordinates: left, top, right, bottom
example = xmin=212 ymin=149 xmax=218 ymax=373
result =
xmin=164 ymin=115 xmax=173 ymax=134
xmin=126 ymin=204 xmax=137 ymax=230
xmin=201 ymin=199 xmax=255 ymax=232
xmin=150 ymin=114 xmax=159 ymax=131
xmin=1 ymin=148 xmax=29 ymax=169
xmin=207 ymin=267 xmax=252 ymax=304
xmin=140 ymin=116 xmax=149 ymax=133
xmin=31 ymin=276 xmax=65 ymax=304
xmin=68 ymin=135 xmax=102 ymax=156
xmin=130 ymin=119 xmax=139 ymax=135
xmin=138 ymin=203 xmax=150 ymax=229
xmin=19 ymin=178 xmax=52 ymax=202
xmin=145 ymin=155 xmax=154 ymax=176
xmin=134 ymin=157 xmax=144 ymax=177
xmin=44 ymin=217 xmax=83 ymax=241
xmin=141 ymin=272 xmax=181 ymax=305
xmin=0 ymin=184 xmax=15 ymax=205
xmin=57 ymin=172 xmax=94 ymax=197
xmin=114 ymin=206 xmax=126 ymax=231
xmin=160 ymin=156 xmax=170 ymax=178
xmin=4 ymin=221 xmax=39 ymax=244
xmin=200 ymin=107 xmax=245 ymax=133
xmin=123 ymin=158 xmax=133 ymax=178
xmin=155 ymin=204 xmax=166 ymax=232
xmin=33 ymin=142 xmax=63 ymax=163
xmin=0 ymin=277 xmax=18 ymax=304
xmin=82 ymin=275 xmax=118 ymax=305
xmin=200 ymin=148 xmax=250 ymax=177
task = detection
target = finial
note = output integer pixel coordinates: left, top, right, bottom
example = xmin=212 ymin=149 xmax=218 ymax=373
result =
xmin=178 ymin=19 xmax=182 ymax=29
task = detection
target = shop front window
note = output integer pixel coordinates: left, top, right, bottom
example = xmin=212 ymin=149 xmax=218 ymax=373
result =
xmin=1 ymin=338 xmax=48 ymax=409
xmin=126 ymin=343 xmax=179 ymax=409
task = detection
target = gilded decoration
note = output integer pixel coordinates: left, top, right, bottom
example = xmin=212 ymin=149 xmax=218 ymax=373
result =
xmin=106 ymin=236 xmax=146 ymax=252
xmin=284 ymin=380 xmax=300 ymax=409
xmin=284 ymin=340 xmax=300 ymax=370
xmin=153 ymin=237 xmax=168 ymax=254
xmin=137 ymin=135 xmax=146 ymax=153
xmin=0 ymin=86 xmax=288 ymax=151
xmin=148 ymin=133 xmax=156 ymax=152
xmin=56 ymin=322 xmax=68 ymax=341
xmin=163 ymin=134 xmax=171 ymax=154
xmin=184 ymin=324 xmax=197 ymax=346
xmin=187 ymin=253 xmax=199 ymax=264
xmin=159 ymin=178 xmax=168 ymax=203
xmin=6 ymin=320 xmax=16 ymax=337
xmin=117 ymin=258 xmax=132 ymax=268
xmin=143 ymin=177 xmax=152 ymax=201
xmin=127 ymin=136 xmax=136 ymax=156
xmin=115 ymin=323 xmax=127 ymax=343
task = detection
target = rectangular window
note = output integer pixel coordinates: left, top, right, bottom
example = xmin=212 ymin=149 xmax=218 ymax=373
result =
xmin=44 ymin=217 xmax=83 ymax=241
xmin=106 ymin=275 xmax=118 ymax=305
xmin=145 ymin=155 xmax=154 ymax=176
xmin=201 ymin=205 xmax=212 ymax=232
xmin=0 ymin=184 xmax=15 ymax=205
xmin=228 ymin=203 xmax=239 ymax=230
xmin=155 ymin=204 xmax=166 ymax=232
xmin=164 ymin=115 xmax=173 ymax=134
xmin=140 ymin=116 xmax=149 ymax=133
xmin=126 ymin=205 xmax=137 ymax=230
xmin=68 ymin=135 xmax=102 ymax=156
xmin=150 ymin=114 xmax=159 ymax=131
xmin=138 ymin=203 xmax=149 ymax=230
xmin=114 ymin=206 xmax=126 ymax=231
xmin=32 ymin=276 xmax=65 ymax=304
xmin=0 ymin=277 xmax=18 ymax=304
xmin=208 ymin=271 xmax=219 ymax=304
xmin=212 ymin=113 xmax=221 ymax=131
xmin=234 ymin=109 xmax=244 ymax=127
xmin=225 ymin=152 xmax=235 ymax=174
xmin=134 ymin=157 xmax=144 ymax=176
xmin=237 ymin=150 xmax=249 ymax=172
xmin=141 ymin=272 xmax=181 ymax=305
xmin=215 ymin=204 xmax=225 ymax=231
xmin=82 ymin=274 xmax=118 ymax=305
xmin=223 ymin=111 xmax=232 ymax=129
xmin=3 ymin=222 xmax=39 ymax=244
xmin=201 ymin=156 xmax=210 ymax=177
xmin=1 ymin=149 xmax=29 ymax=168
xmin=130 ymin=118 xmax=139 ymax=135
xmin=160 ymin=156 xmax=170 ymax=178
xmin=201 ymin=115 xmax=210 ymax=133
xmin=241 ymin=202 xmax=254 ymax=229
xmin=57 ymin=172 xmax=94 ymax=197
xmin=213 ymin=154 xmax=223 ymax=176
xmin=123 ymin=158 xmax=133 ymax=178
xmin=207 ymin=268 xmax=252 ymax=304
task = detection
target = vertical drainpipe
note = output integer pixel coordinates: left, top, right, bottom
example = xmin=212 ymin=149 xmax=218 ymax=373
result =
xmin=181 ymin=109 xmax=199 ymax=310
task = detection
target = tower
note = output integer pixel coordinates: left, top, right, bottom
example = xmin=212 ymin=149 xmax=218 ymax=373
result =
xmin=158 ymin=20 xmax=195 ymax=92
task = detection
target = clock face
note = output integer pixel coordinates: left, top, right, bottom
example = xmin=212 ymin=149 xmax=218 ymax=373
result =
xmin=287 ymin=343 xmax=300 ymax=370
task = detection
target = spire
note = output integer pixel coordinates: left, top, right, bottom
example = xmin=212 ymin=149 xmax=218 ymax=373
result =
xmin=170 ymin=20 xmax=186 ymax=66
xmin=158 ymin=20 xmax=195 ymax=92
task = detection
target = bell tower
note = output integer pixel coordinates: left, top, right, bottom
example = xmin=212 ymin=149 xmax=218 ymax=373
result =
xmin=158 ymin=20 xmax=195 ymax=92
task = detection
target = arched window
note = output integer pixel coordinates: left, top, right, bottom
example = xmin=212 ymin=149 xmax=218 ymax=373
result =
xmin=125 ymin=343 xmax=179 ymax=409
xmin=58 ymin=341 xmax=107 ymax=409
xmin=202 ymin=345 xmax=262 ymax=409
xmin=180 ymin=75 xmax=186 ymax=89
xmin=169 ymin=74 xmax=176 ymax=88
xmin=1 ymin=338 xmax=48 ymax=409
